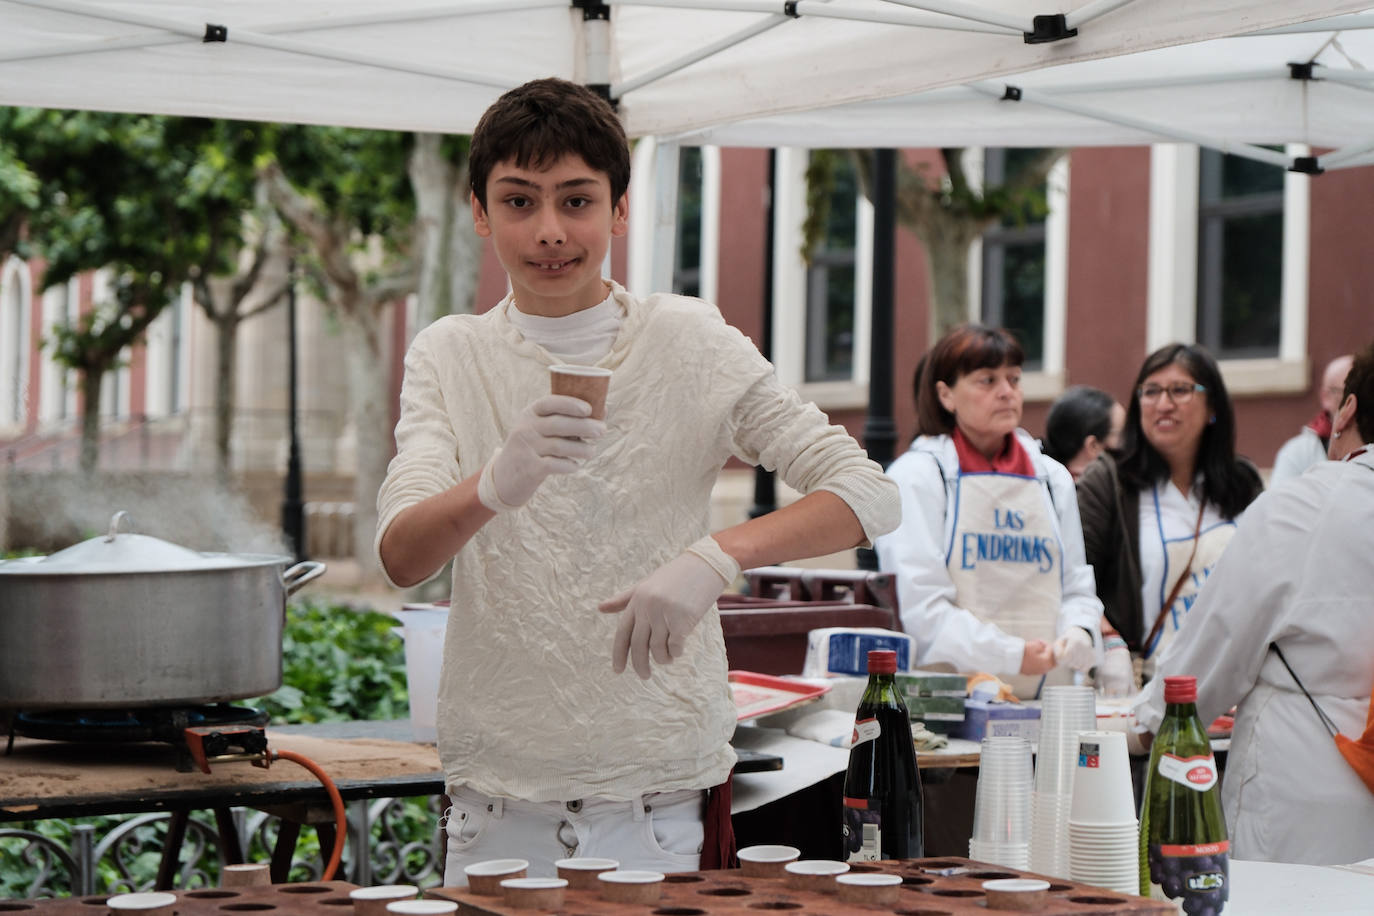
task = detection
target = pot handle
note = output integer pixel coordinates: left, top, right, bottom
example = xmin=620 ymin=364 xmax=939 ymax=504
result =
xmin=106 ymin=510 xmax=135 ymax=541
xmin=282 ymin=560 xmax=328 ymax=596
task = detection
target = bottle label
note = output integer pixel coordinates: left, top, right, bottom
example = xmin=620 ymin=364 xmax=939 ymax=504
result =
xmin=1157 ymin=752 xmax=1219 ymax=792
xmin=850 ymin=716 xmax=881 ymax=747
xmin=1146 ymin=840 xmax=1229 ymax=913
xmin=842 ymin=797 xmax=882 ymax=862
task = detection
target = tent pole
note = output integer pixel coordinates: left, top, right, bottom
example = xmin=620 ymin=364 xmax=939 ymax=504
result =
xmin=882 ymin=0 xmax=1028 ymax=32
xmin=1065 ymin=0 xmax=1139 ymax=31
xmin=856 ymin=148 xmax=898 ymax=571
xmin=618 ymin=0 xmax=1016 ymax=34
xmin=612 ymin=14 xmax=787 ymax=97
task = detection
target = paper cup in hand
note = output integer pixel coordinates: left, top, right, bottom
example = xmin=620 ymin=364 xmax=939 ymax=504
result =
xmin=550 ymin=365 xmax=611 ymax=420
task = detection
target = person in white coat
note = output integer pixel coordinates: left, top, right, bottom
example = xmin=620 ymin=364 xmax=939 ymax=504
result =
xmin=1133 ymin=339 xmax=1374 ymax=864
xmin=876 ymin=325 xmax=1104 ymax=699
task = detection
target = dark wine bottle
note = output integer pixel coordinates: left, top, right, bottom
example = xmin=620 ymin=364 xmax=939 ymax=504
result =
xmin=841 ymin=649 xmax=924 ymax=861
xmin=1139 ymin=675 xmax=1229 ymax=915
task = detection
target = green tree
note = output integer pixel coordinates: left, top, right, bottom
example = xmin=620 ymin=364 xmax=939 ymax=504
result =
xmin=261 ymin=126 xmax=479 ymax=577
xmin=0 ymin=135 xmax=38 ymax=261
xmin=0 ymin=110 xmax=269 ymax=473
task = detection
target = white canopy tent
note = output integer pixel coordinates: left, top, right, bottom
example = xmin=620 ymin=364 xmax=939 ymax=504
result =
xmin=0 ymin=0 xmax=1365 ymax=140
xmin=679 ymin=10 xmax=1374 ymax=174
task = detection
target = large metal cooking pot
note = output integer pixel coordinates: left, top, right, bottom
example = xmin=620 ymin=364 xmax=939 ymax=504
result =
xmin=0 ymin=511 xmax=325 ymax=710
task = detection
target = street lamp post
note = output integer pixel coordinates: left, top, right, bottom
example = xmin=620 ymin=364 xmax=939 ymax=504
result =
xmin=281 ymin=259 xmax=306 ymax=563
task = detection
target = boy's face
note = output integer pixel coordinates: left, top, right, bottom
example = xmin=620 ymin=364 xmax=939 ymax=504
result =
xmin=472 ymin=153 xmax=628 ymax=318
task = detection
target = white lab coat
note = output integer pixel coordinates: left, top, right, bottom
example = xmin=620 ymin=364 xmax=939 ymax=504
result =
xmin=875 ymin=430 xmax=1103 ymax=679
xmin=1135 ymin=450 xmax=1374 ymax=865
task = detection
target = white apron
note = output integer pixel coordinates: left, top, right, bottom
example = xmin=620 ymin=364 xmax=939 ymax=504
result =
xmin=1141 ymin=492 xmax=1236 ymax=668
xmin=945 ymin=470 xmax=1065 ymax=699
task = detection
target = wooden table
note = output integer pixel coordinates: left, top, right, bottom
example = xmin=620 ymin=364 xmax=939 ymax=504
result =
xmin=0 ymin=718 xmax=784 ymax=889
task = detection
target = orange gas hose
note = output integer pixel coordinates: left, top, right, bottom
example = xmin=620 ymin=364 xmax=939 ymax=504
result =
xmin=273 ymin=748 xmax=347 ymax=881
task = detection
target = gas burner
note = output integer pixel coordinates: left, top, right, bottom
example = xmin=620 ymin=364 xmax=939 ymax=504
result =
xmin=7 ymin=704 xmax=270 ymax=771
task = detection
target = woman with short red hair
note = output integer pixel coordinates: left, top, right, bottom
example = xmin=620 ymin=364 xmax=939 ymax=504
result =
xmin=876 ymin=324 xmax=1105 ymax=699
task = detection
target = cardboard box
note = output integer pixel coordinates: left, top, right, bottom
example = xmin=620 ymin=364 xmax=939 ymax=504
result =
xmin=955 ymin=698 xmax=1041 ymax=743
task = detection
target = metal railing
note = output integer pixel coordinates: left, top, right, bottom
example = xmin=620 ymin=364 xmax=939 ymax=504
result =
xmin=0 ymin=796 xmax=444 ymax=898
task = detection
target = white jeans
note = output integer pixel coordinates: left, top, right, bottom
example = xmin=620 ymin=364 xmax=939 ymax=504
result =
xmin=442 ymin=785 xmax=705 ymax=885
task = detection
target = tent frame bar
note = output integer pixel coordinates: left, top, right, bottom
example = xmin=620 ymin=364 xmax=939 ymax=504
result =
xmin=615 ymin=0 xmax=1016 ymax=34
xmin=1 ymin=0 xmax=561 ymax=87
xmin=975 ymin=81 xmax=1294 ymax=170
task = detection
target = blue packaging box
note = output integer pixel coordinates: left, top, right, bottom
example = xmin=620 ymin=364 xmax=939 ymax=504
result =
xmin=954 ymin=698 xmax=1041 ymax=743
xmin=803 ymin=628 xmax=915 ymax=677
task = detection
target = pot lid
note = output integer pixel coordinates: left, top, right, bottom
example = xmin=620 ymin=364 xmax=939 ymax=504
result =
xmin=0 ymin=511 xmax=278 ymax=575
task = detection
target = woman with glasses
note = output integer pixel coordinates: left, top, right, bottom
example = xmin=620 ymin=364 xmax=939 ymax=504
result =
xmin=875 ymin=324 xmax=1105 ymax=700
xmin=1130 ymin=339 xmax=1374 ymax=863
xmin=1077 ymin=343 xmax=1263 ymax=695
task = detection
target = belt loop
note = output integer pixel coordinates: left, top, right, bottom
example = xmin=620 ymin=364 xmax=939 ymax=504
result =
xmin=487 ymin=795 xmax=504 ymax=818
xmin=631 ymin=794 xmax=647 ymax=822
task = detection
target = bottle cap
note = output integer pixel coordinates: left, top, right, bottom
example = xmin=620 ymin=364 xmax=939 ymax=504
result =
xmin=1163 ymin=675 xmax=1197 ymax=704
xmin=866 ymin=649 xmax=897 ymax=675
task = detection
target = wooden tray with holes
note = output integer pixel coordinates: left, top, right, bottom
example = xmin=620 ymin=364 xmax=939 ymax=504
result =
xmin=427 ymin=858 xmax=1174 ymax=915
xmin=0 ymin=880 xmax=359 ymax=914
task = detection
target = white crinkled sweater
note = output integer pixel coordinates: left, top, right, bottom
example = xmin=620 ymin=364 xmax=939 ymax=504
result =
xmin=376 ymin=282 xmax=899 ymax=802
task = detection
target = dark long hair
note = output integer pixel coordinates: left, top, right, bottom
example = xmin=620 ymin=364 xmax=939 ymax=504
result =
xmin=1044 ymin=386 xmax=1116 ymax=465
xmin=1117 ymin=342 xmax=1261 ymax=519
xmin=914 ymin=324 xmax=1024 ymax=437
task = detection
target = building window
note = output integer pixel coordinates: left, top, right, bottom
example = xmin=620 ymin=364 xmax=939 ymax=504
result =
xmin=1148 ymin=143 xmax=1308 ymax=394
xmin=1196 ymin=150 xmax=1284 ymax=359
xmin=771 ymin=147 xmax=872 ymax=408
xmin=805 ymin=151 xmax=859 ymax=383
xmin=980 ymin=149 xmax=1049 ymax=370
xmin=673 ymin=146 xmax=702 ymax=299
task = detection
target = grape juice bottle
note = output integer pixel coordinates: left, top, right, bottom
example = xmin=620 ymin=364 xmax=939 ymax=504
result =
xmin=841 ymin=649 xmax=924 ymax=861
xmin=1139 ymin=675 xmax=1229 ymax=915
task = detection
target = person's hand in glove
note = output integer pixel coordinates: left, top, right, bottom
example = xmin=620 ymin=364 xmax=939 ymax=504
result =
xmin=1095 ymin=644 xmax=1135 ymax=698
xmin=599 ymin=536 xmax=739 ymax=679
xmin=1052 ymin=627 xmax=1097 ymax=671
xmin=477 ymin=394 xmax=605 ymax=511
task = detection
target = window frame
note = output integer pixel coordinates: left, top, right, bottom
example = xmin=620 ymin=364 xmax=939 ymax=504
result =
xmin=1147 ymin=143 xmax=1310 ymax=394
xmin=1 ymin=255 xmax=32 ymax=432
xmin=772 ymin=146 xmax=873 ymax=410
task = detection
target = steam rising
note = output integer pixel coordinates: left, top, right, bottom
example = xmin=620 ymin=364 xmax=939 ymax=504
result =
xmin=4 ymin=471 xmax=289 ymax=556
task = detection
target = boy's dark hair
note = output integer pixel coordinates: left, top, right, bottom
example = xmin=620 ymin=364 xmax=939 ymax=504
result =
xmin=914 ymin=324 xmax=1024 ymax=437
xmin=1043 ymin=385 xmax=1116 ymax=465
xmin=469 ymin=77 xmax=630 ymax=210
xmin=1344 ymin=339 xmax=1374 ymax=443
xmin=1116 ymin=341 xmax=1261 ymax=519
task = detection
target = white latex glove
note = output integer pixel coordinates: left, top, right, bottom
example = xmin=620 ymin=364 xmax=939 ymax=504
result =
xmin=1052 ymin=627 xmax=1096 ymax=672
xmin=1095 ymin=645 xmax=1135 ymax=698
xmin=598 ymin=536 xmax=739 ymax=679
xmin=477 ymin=394 xmax=605 ymax=511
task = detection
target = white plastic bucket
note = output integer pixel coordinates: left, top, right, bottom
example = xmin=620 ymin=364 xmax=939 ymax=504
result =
xmin=393 ymin=603 xmax=449 ymax=742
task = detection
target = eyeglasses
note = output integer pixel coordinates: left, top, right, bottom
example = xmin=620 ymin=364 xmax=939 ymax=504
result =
xmin=1138 ymin=382 xmax=1206 ymax=404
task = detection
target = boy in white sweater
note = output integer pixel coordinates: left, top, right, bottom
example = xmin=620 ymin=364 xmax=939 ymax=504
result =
xmin=375 ymin=77 xmax=900 ymax=883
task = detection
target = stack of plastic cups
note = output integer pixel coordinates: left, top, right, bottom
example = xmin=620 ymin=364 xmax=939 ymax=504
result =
xmin=968 ymin=736 xmax=1033 ymax=869
xmin=1030 ymin=685 xmax=1097 ymax=878
xmin=1067 ymin=730 xmax=1139 ymax=894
